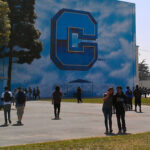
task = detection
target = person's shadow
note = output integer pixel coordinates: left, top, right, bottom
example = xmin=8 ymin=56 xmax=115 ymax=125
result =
xmin=105 ymin=132 xmax=131 ymax=136
xmin=0 ymin=124 xmax=8 ymax=127
xmin=51 ymin=118 xmax=61 ymax=120
xmin=12 ymin=123 xmax=24 ymax=126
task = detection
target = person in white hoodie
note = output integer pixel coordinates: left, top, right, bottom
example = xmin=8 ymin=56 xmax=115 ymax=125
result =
xmin=1 ymin=86 xmax=13 ymax=125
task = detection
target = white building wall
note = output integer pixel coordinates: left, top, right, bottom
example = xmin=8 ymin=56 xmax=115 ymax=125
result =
xmin=136 ymin=46 xmax=139 ymax=85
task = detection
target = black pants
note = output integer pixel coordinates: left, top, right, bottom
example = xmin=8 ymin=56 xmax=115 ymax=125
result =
xmin=102 ymin=106 xmax=112 ymax=131
xmin=135 ymin=99 xmax=141 ymax=111
xmin=54 ymin=103 xmax=60 ymax=118
xmin=3 ymin=104 xmax=11 ymax=124
xmin=77 ymin=97 xmax=82 ymax=103
xmin=116 ymin=113 xmax=126 ymax=131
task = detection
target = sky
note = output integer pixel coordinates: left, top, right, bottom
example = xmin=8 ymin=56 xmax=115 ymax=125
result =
xmin=120 ymin=0 xmax=150 ymax=66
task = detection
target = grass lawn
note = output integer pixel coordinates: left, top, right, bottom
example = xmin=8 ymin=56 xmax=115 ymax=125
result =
xmin=42 ymin=97 xmax=150 ymax=105
xmin=1 ymin=132 xmax=150 ymax=150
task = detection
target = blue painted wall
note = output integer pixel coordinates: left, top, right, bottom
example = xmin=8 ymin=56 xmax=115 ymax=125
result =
xmin=0 ymin=0 xmax=136 ymax=98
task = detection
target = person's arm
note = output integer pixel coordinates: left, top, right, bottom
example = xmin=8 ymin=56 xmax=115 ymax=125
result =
xmin=103 ymin=92 xmax=110 ymax=102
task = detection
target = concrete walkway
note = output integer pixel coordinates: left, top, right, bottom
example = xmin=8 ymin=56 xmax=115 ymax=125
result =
xmin=0 ymin=101 xmax=150 ymax=147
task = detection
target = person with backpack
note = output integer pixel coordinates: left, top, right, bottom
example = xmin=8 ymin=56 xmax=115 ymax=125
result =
xmin=125 ymin=86 xmax=133 ymax=110
xmin=114 ymin=86 xmax=127 ymax=134
xmin=133 ymin=85 xmax=142 ymax=112
xmin=15 ymin=87 xmax=26 ymax=125
xmin=52 ymin=86 xmax=62 ymax=119
xmin=1 ymin=86 xmax=13 ymax=125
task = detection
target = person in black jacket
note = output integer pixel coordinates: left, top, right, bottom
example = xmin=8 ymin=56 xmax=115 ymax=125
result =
xmin=133 ymin=85 xmax=142 ymax=112
xmin=52 ymin=86 xmax=62 ymax=119
xmin=16 ymin=87 xmax=26 ymax=125
xmin=76 ymin=87 xmax=82 ymax=103
xmin=114 ymin=86 xmax=127 ymax=134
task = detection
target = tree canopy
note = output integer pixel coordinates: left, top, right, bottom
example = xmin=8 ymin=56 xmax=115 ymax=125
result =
xmin=4 ymin=0 xmax=43 ymax=89
xmin=139 ymin=60 xmax=150 ymax=80
xmin=6 ymin=0 xmax=43 ymax=64
xmin=0 ymin=0 xmax=10 ymax=48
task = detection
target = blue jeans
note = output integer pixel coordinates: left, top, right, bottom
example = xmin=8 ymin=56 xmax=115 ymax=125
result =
xmin=102 ymin=106 xmax=112 ymax=131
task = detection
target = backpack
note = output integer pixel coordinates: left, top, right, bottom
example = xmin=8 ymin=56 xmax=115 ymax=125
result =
xmin=53 ymin=91 xmax=62 ymax=104
xmin=134 ymin=89 xmax=141 ymax=99
xmin=17 ymin=91 xmax=26 ymax=104
xmin=4 ymin=91 xmax=11 ymax=102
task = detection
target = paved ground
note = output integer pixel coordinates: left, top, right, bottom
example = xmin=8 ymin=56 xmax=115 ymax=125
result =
xmin=0 ymin=101 xmax=150 ymax=147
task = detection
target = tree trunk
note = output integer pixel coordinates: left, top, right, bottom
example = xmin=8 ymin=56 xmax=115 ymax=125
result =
xmin=7 ymin=46 xmax=13 ymax=90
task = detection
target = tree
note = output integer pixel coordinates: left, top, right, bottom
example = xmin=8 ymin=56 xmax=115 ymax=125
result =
xmin=4 ymin=0 xmax=43 ymax=89
xmin=138 ymin=60 xmax=150 ymax=80
xmin=0 ymin=0 xmax=10 ymax=48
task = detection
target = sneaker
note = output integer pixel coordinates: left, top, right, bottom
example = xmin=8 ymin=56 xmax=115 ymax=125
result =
xmin=17 ymin=121 xmax=22 ymax=125
xmin=4 ymin=122 xmax=8 ymax=126
xmin=9 ymin=120 xmax=12 ymax=124
xmin=118 ymin=130 xmax=122 ymax=134
xmin=123 ymin=129 xmax=126 ymax=134
xmin=105 ymin=130 xmax=109 ymax=134
xmin=110 ymin=129 xmax=113 ymax=133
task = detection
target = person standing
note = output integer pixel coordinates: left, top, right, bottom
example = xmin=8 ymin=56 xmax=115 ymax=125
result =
xmin=133 ymin=85 xmax=142 ymax=112
xmin=36 ymin=87 xmax=40 ymax=100
xmin=52 ymin=86 xmax=62 ymax=119
xmin=12 ymin=88 xmax=17 ymax=106
xmin=76 ymin=87 xmax=82 ymax=103
xmin=125 ymin=86 xmax=133 ymax=110
xmin=1 ymin=86 xmax=13 ymax=125
xmin=28 ymin=87 xmax=32 ymax=100
xmin=15 ymin=87 xmax=26 ymax=125
xmin=114 ymin=86 xmax=127 ymax=134
xmin=33 ymin=88 xmax=36 ymax=100
xmin=102 ymin=87 xmax=114 ymax=134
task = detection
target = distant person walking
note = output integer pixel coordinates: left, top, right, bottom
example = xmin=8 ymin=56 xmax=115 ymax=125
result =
xmin=76 ymin=87 xmax=82 ymax=103
xmin=36 ymin=87 xmax=40 ymax=100
xmin=12 ymin=88 xmax=17 ymax=106
xmin=125 ymin=86 xmax=133 ymax=110
xmin=114 ymin=86 xmax=127 ymax=134
xmin=102 ymin=87 xmax=114 ymax=134
xmin=33 ymin=88 xmax=36 ymax=100
xmin=15 ymin=87 xmax=26 ymax=125
xmin=133 ymin=85 xmax=142 ymax=112
xmin=52 ymin=86 xmax=62 ymax=119
xmin=28 ymin=87 xmax=32 ymax=100
xmin=1 ymin=86 xmax=13 ymax=125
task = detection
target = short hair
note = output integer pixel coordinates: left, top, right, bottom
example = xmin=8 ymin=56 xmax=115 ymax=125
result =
xmin=18 ymin=87 xmax=22 ymax=90
xmin=55 ymin=86 xmax=60 ymax=91
xmin=117 ymin=86 xmax=122 ymax=90
xmin=5 ymin=86 xmax=9 ymax=91
xmin=126 ymin=86 xmax=129 ymax=89
xmin=108 ymin=87 xmax=113 ymax=91
xmin=136 ymin=85 xmax=139 ymax=89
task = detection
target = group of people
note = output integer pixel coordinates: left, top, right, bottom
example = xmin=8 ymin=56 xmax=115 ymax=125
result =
xmin=1 ymin=86 xmax=26 ymax=126
xmin=102 ymin=85 xmax=142 ymax=134
xmin=1 ymin=84 xmax=143 ymax=133
xmin=18 ymin=87 xmax=40 ymax=100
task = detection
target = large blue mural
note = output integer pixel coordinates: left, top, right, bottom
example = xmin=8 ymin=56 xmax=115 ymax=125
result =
xmin=0 ymin=0 xmax=136 ymax=97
